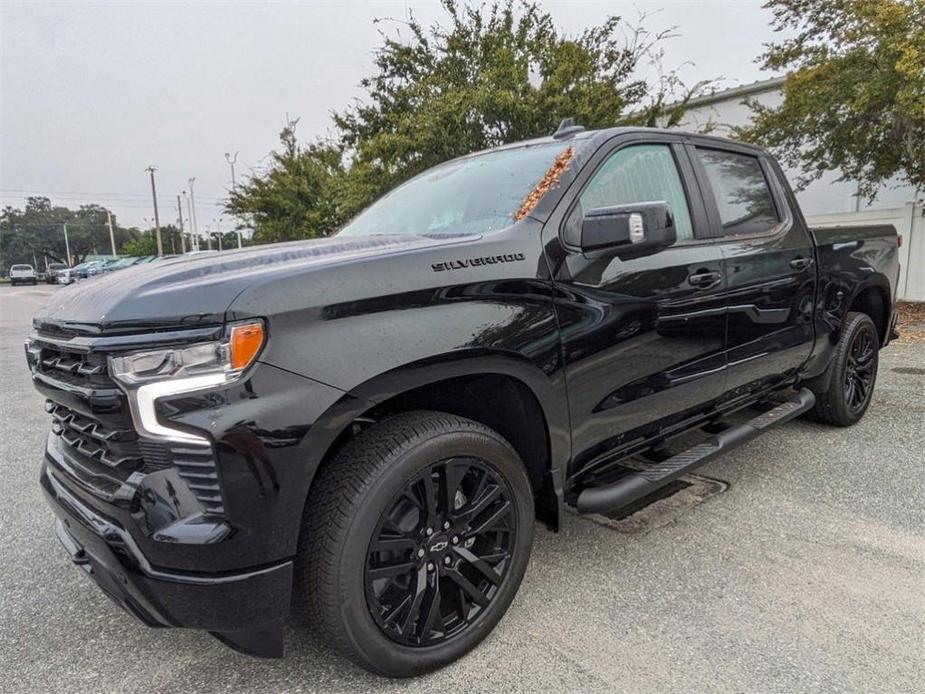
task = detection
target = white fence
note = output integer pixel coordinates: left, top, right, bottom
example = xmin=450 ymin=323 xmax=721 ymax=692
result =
xmin=805 ymin=203 xmax=925 ymax=302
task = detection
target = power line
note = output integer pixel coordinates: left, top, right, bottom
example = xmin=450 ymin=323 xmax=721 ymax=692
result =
xmin=0 ymin=198 xmax=228 ymax=210
xmin=0 ymin=188 xmax=226 ymax=201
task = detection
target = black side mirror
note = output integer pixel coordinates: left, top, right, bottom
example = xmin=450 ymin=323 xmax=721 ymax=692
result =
xmin=580 ymin=201 xmax=677 ymax=259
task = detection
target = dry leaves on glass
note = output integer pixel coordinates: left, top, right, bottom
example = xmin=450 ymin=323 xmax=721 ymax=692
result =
xmin=513 ymin=146 xmax=575 ymax=222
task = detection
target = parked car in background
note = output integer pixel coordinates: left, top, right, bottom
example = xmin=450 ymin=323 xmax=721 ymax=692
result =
xmin=69 ymin=260 xmax=106 ymax=280
xmin=45 ymin=263 xmax=68 ymax=284
xmin=104 ymin=258 xmax=139 ymax=272
xmin=9 ymin=264 xmax=37 ymax=285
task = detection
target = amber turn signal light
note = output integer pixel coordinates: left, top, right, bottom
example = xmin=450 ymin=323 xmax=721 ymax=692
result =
xmin=229 ymin=322 xmax=265 ymax=370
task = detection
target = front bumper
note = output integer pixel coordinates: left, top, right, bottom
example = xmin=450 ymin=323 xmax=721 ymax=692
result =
xmin=41 ymin=464 xmax=293 ymax=657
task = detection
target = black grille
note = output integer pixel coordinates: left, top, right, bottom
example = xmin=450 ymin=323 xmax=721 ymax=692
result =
xmin=32 ymin=335 xmax=224 ymax=515
xmin=46 ymin=401 xmax=144 ymax=468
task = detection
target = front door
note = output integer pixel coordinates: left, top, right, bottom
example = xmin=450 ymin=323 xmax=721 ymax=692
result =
xmin=542 ymin=137 xmax=728 ymax=479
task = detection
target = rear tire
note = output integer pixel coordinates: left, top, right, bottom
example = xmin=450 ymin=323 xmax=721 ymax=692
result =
xmin=807 ymin=311 xmax=879 ymax=426
xmin=297 ymin=411 xmax=534 ymax=677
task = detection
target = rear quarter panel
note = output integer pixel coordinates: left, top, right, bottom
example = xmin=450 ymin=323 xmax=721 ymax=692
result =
xmin=801 ymin=223 xmax=899 ymax=378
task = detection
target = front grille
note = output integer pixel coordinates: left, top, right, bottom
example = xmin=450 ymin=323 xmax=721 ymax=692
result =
xmin=46 ymin=401 xmax=144 ymax=468
xmin=31 ymin=334 xmax=225 ymax=515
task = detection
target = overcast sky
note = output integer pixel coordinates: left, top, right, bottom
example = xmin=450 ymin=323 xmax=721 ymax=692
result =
xmin=1 ymin=0 xmax=780 ymax=230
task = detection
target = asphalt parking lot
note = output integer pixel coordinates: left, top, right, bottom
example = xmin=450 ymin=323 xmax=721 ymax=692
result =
xmin=1 ymin=284 xmax=923 ymax=693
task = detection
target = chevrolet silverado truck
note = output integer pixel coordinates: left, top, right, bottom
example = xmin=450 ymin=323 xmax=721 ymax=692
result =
xmin=27 ymin=124 xmax=900 ymax=677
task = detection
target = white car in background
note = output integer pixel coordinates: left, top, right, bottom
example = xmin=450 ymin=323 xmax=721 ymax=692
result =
xmin=9 ymin=264 xmax=37 ymax=285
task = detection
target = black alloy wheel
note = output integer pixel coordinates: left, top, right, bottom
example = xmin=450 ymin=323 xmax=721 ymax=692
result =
xmin=298 ymin=411 xmax=534 ymax=677
xmin=844 ymin=323 xmax=877 ymax=413
xmin=807 ymin=311 xmax=880 ymax=426
xmin=364 ymin=457 xmax=515 ymax=646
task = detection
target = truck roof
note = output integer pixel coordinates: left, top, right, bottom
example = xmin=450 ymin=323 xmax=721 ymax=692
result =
xmin=458 ymin=125 xmax=767 ymax=162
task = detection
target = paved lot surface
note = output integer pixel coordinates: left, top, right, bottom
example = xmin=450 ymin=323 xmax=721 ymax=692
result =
xmin=1 ymin=284 xmax=923 ymax=693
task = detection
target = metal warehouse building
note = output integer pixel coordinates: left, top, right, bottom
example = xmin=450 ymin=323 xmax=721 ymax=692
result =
xmin=677 ymin=77 xmax=924 ymax=302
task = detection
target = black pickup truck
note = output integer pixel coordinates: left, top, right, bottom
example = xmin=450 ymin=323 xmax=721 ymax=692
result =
xmin=27 ymin=124 xmax=900 ymax=677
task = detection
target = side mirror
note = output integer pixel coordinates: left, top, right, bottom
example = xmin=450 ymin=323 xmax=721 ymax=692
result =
xmin=580 ymin=201 xmax=677 ymax=259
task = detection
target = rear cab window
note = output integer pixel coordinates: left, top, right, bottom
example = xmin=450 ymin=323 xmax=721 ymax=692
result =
xmin=695 ymin=148 xmax=780 ymax=236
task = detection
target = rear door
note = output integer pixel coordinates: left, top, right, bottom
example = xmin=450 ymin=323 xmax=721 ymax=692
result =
xmin=542 ymin=134 xmax=728 ymax=478
xmin=688 ymin=140 xmax=816 ymax=398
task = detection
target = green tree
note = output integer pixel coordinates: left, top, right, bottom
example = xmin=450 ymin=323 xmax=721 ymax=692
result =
xmin=228 ymin=1 xmax=713 ymax=240
xmin=1 ymin=198 xmax=139 ymax=271
xmin=122 ymin=225 xmax=183 ymax=256
xmin=336 ymin=0 xmax=711 ymax=208
xmin=226 ymin=122 xmax=347 ymax=243
xmin=740 ymin=0 xmax=925 ymax=198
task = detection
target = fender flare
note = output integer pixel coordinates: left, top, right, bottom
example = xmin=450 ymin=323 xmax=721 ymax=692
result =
xmin=294 ymin=349 xmax=570 ymax=512
xmin=804 ymin=273 xmax=893 ymax=391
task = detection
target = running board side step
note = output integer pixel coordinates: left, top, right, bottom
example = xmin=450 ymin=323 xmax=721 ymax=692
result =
xmin=576 ymin=388 xmax=816 ymax=515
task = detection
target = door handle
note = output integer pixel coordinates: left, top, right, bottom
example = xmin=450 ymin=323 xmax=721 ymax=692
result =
xmin=688 ymin=270 xmax=721 ymax=288
xmin=790 ymin=257 xmax=814 ymax=271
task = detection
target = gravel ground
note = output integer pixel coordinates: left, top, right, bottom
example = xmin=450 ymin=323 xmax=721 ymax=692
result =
xmin=1 ymin=285 xmax=923 ymax=693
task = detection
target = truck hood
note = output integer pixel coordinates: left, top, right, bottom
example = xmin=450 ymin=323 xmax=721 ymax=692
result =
xmin=33 ymin=235 xmax=456 ymax=335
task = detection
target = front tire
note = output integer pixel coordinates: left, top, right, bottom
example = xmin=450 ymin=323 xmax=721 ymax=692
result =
xmin=808 ymin=311 xmax=880 ymax=426
xmin=297 ymin=411 xmax=534 ymax=677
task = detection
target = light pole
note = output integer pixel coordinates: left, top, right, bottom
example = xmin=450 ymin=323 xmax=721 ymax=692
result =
xmin=145 ymin=166 xmax=163 ymax=255
xmin=63 ymin=223 xmax=71 ymax=266
xmin=106 ymin=210 xmax=117 ymax=256
xmin=176 ymin=195 xmax=186 ymax=254
xmin=188 ymin=177 xmax=199 ymax=251
xmin=225 ymin=151 xmax=238 ymax=189
xmin=183 ymin=191 xmax=197 ymax=251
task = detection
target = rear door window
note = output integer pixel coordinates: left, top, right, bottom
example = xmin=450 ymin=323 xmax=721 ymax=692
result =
xmin=696 ymin=148 xmax=780 ymax=236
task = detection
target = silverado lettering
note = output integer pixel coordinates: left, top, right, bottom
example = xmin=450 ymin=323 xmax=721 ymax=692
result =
xmin=432 ymin=252 xmax=526 ymax=272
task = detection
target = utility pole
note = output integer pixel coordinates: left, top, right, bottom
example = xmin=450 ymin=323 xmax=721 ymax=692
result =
xmin=63 ymin=223 xmax=71 ymax=266
xmin=146 ymin=166 xmax=163 ymax=255
xmin=176 ymin=195 xmax=186 ymax=254
xmin=216 ymin=218 xmax=224 ymax=251
xmin=183 ymin=190 xmax=197 ymax=251
xmin=236 ymin=230 xmax=243 ymax=249
xmin=188 ymin=177 xmax=199 ymax=251
xmin=106 ymin=210 xmax=117 ymax=256
xmin=225 ymin=151 xmax=238 ymax=189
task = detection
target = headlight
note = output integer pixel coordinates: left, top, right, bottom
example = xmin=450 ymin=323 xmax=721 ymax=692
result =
xmin=109 ymin=321 xmax=265 ymax=443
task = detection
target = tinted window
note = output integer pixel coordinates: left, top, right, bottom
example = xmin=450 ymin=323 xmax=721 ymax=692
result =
xmin=575 ymin=144 xmax=694 ymax=241
xmin=697 ymin=148 xmax=779 ymax=235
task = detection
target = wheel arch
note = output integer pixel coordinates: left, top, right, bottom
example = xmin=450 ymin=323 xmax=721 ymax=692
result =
xmin=803 ymin=276 xmax=892 ymax=394
xmin=296 ymin=351 xmax=569 ymax=531
xmin=847 ymin=280 xmax=891 ymax=345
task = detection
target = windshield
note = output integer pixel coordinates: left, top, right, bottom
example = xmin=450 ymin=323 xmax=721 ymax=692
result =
xmin=338 ymin=143 xmax=570 ymax=238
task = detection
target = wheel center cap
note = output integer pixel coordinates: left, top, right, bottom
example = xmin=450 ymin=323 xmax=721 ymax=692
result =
xmin=428 ymin=535 xmax=449 ymax=553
